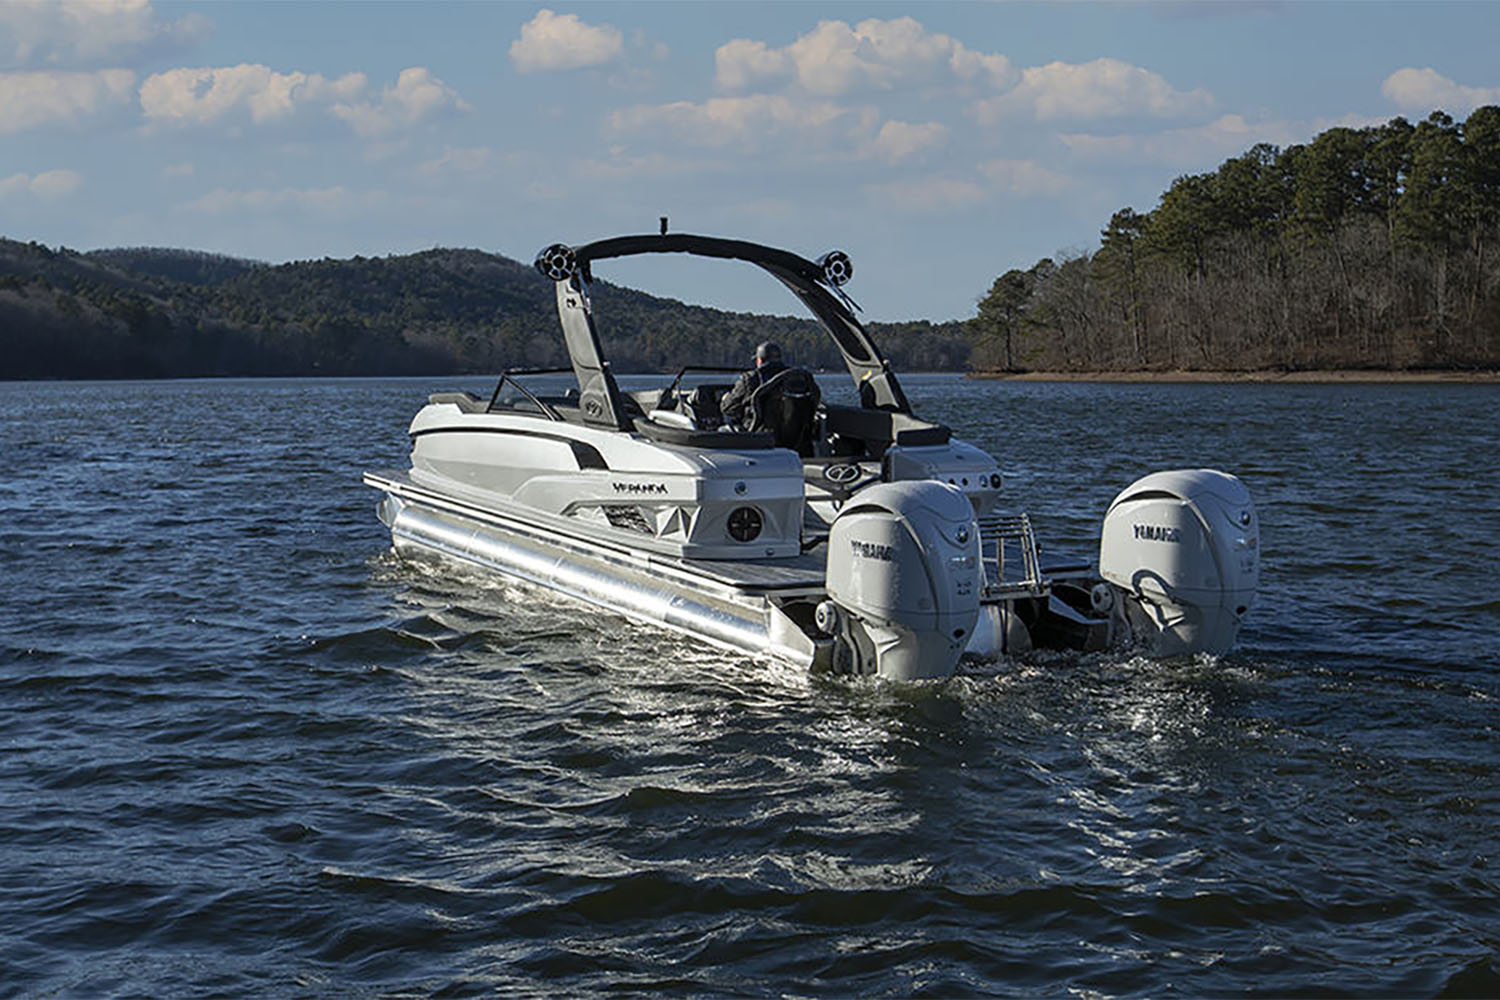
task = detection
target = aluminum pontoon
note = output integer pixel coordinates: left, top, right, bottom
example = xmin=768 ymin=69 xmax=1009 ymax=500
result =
xmin=366 ymin=230 xmax=1259 ymax=679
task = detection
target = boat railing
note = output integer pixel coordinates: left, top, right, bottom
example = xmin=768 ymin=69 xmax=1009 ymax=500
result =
xmin=485 ymin=367 xmax=577 ymax=421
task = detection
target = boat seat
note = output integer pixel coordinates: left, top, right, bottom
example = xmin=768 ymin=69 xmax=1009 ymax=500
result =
xmin=643 ymin=384 xmax=730 ymax=430
xmin=682 ymin=384 xmax=726 ymax=428
xmin=632 ymin=419 xmax=776 ymax=449
xmin=627 ymin=388 xmax=667 ymax=415
xmin=647 ymin=408 xmax=697 ymax=430
xmin=749 ymin=368 xmax=820 ymax=456
xmin=428 ymin=391 xmax=488 ymax=413
xmin=822 ymin=404 xmax=950 ymax=455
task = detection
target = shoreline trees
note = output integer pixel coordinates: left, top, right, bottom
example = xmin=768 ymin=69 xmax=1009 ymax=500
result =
xmin=968 ymin=108 xmax=1500 ymax=373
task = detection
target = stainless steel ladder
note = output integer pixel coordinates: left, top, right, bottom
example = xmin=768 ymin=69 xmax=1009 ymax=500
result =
xmin=977 ymin=512 xmax=1048 ymax=600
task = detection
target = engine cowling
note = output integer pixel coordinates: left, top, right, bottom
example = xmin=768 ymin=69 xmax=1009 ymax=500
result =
xmin=823 ymin=481 xmax=981 ymax=680
xmin=1099 ymin=469 xmax=1258 ymax=656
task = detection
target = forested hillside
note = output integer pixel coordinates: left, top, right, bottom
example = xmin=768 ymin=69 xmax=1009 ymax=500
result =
xmin=969 ymin=108 xmax=1500 ymax=372
xmin=0 ymin=241 xmax=970 ymax=379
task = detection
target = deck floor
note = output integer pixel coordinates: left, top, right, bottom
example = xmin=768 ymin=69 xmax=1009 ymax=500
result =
xmin=677 ymin=548 xmax=827 ymax=589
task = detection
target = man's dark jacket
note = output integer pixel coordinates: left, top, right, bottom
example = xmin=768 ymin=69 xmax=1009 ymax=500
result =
xmin=719 ymin=360 xmax=787 ymax=428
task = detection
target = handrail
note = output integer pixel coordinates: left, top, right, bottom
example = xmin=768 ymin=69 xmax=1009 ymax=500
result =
xmin=485 ymin=368 xmax=572 ymax=421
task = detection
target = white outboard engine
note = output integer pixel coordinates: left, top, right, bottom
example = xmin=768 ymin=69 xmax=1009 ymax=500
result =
xmin=819 ymin=481 xmax=982 ymax=680
xmin=1099 ymin=469 xmax=1258 ymax=656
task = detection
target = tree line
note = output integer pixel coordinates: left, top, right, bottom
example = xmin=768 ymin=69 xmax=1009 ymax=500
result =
xmin=0 ymin=240 xmax=970 ymax=379
xmin=969 ymin=107 xmax=1500 ymax=372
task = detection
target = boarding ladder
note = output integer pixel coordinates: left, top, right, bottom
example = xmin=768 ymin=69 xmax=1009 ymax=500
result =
xmin=978 ymin=513 xmax=1048 ymax=601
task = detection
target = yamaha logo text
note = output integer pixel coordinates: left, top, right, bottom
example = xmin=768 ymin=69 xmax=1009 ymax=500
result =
xmin=613 ymin=482 xmax=668 ymax=495
xmin=1134 ymin=524 xmax=1182 ymax=543
xmin=849 ymin=539 xmax=894 ymax=561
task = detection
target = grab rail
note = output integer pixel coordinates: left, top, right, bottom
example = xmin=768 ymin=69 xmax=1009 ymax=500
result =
xmin=485 ymin=367 xmax=574 ymax=421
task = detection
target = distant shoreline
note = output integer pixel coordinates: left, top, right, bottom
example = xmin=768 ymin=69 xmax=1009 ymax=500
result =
xmin=970 ymin=369 xmax=1500 ymax=384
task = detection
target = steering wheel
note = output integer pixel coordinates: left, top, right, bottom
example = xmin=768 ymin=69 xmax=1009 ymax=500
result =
xmin=820 ymin=462 xmax=882 ymax=505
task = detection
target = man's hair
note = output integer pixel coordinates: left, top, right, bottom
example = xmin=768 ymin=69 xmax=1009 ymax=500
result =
xmin=755 ymin=341 xmax=783 ymax=363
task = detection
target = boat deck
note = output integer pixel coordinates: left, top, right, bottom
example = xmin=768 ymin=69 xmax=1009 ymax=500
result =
xmin=678 ymin=548 xmax=828 ymax=589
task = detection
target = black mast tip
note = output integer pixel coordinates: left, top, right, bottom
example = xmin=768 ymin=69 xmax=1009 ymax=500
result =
xmin=659 ymin=216 xmax=668 ymax=236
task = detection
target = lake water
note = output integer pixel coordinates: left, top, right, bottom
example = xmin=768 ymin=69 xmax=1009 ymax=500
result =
xmin=2 ymin=375 xmax=1497 ymax=997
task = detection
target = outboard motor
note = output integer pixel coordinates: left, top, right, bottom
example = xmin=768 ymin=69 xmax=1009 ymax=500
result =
xmin=819 ymin=481 xmax=981 ymax=680
xmin=1098 ymin=469 xmax=1258 ymax=656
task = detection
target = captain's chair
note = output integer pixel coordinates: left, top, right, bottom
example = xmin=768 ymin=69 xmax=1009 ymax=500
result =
xmin=749 ymin=368 xmax=821 ymax=455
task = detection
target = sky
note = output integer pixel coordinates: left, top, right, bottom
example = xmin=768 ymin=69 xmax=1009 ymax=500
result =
xmin=3 ymin=1 xmax=1500 ymax=322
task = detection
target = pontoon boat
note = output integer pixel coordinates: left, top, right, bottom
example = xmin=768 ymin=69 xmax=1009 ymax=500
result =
xmin=366 ymin=231 xmax=1258 ymax=679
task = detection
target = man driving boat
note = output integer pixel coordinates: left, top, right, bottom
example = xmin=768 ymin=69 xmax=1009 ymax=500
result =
xmin=719 ymin=341 xmax=787 ymax=429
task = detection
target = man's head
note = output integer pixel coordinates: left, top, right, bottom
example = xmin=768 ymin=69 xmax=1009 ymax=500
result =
xmin=755 ymin=341 xmax=783 ymax=367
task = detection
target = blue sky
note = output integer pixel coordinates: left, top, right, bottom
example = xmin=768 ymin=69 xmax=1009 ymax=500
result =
xmin=4 ymin=1 xmax=1499 ymax=321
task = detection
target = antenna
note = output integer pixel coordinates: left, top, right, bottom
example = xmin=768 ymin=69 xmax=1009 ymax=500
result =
xmin=659 ymin=216 xmax=668 ymax=236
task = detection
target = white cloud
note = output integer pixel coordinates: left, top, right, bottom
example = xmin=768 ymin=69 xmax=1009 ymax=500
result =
xmin=869 ymin=120 xmax=948 ymax=163
xmin=178 ymin=185 xmax=386 ymax=216
xmin=613 ymin=98 xmax=956 ymax=168
xmin=715 ymin=38 xmax=789 ymax=91
xmin=949 ymin=45 xmax=1015 ymax=88
xmin=863 ymin=176 xmax=989 ymax=213
xmin=140 ymin=64 xmax=364 ymax=125
xmin=0 ymin=168 xmax=83 ymax=200
xmin=978 ymin=158 xmax=1073 ymax=196
xmin=0 ymin=0 xmax=207 ymax=69
xmin=139 ymin=64 xmax=462 ymax=136
xmin=973 ymin=57 xmax=1212 ymax=122
xmin=510 ymin=9 xmax=622 ymax=73
xmin=609 ymin=94 xmax=860 ymax=149
xmin=330 ymin=67 xmax=468 ymax=137
xmin=716 ymin=17 xmax=1014 ymax=95
xmin=0 ymin=68 xmax=135 ymax=132
xmin=711 ymin=21 xmax=1203 ymax=136
xmin=28 ymin=168 xmax=83 ymax=198
xmin=1382 ymin=67 xmax=1500 ymax=116
xmin=162 ymin=161 xmax=194 ymax=177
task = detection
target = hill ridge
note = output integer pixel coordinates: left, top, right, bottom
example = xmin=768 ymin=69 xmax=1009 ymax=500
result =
xmin=0 ymin=238 xmax=970 ymax=379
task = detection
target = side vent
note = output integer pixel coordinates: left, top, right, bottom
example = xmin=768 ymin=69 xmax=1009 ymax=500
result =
xmin=602 ymin=505 xmax=653 ymax=535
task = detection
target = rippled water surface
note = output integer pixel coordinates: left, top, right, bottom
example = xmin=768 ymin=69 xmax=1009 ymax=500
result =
xmin=3 ymin=376 xmax=1498 ymax=997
